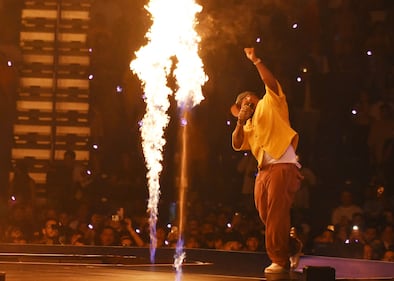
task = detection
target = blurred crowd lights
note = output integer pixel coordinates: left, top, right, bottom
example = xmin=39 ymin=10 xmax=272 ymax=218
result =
xmin=92 ymin=143 xmax=99 ymax=150
xmin=116 ymin=85 xmax=123 ymax=93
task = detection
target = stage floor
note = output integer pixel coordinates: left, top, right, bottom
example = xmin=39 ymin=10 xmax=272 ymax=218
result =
xmin=0 ymin=245 xmax=392 ymax=281
xmin=0 ymin=263 xmax=295 ymax=281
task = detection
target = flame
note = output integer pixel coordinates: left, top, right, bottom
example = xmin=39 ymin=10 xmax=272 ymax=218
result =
xmin=130 ymin=0 xmax=207 ymax=264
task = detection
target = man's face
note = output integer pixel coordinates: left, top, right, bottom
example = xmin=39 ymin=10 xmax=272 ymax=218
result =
xmin=44 ymin=220 xmax=59 ymax=238
xmin=100 ymin=228 xmax=115 ymax=246
xmin=240 ymin=95 xmax=259 ymax=111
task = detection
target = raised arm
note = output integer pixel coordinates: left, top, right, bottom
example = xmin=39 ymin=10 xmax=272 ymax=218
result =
xmin=124 ymin=218 xmax=145 ymax=247
xmin=244 ymin=48 xmax=279 ymax=95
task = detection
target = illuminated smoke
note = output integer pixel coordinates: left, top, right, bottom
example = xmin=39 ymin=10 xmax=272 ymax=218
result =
xmin=130 ymin=0 xmax=207 ymax=265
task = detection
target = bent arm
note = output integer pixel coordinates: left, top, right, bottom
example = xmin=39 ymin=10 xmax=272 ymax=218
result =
xmin=232 ymin=121 xmax=245 ymax=150
xmin=125 ymin=218 xmax=145 ymax=247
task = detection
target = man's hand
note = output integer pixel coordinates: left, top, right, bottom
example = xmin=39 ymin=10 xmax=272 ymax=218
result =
xmin=244 ymin=47 xmax=258 ymax=63
xmin=238 ymin=103 xmax=254 ymax=125
xmin=124 ymin=218 xmax=133 ymax=229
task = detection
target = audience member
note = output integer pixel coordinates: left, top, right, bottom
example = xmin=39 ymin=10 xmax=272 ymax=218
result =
xmin=312 ymin=225 xmax=336 ymax=256
xmin=155 ymin=225 xmax=169 ymax=248
xmin=6 ymin=204 xmax=36 ymax=242
xmin=33 ymin=218 xmax=62 ymax=245
xmin=3 ymin=225 xmax=27 ymax=244
xmin=331 ymin=189 xmax=363 ymax=227
xmin=382 ymin=249 xmax=394 ymax=262
xmin=70 ymin=230 xmax=86 ymax=246
xmin=363 ymin=223 xmax=385 ymax=260
xmin=118 ymin=217 xmax=145 ymax=247
xmin=363 ymin=184 xmax=391 ymax=224
xmin=8 ymin=160 xmax=36 ymax=207
xmin=46 ymin=150 xmax=87 ymax=212
xmin=244 ymin=230 xmax=264 ymax=252
xmin=379 ymin=224 xmax=394 ymax=253
xmin=95 ymin=225 xmax=119 ymax=246
xmin=184 ymin=235 xmax=201 ymax=249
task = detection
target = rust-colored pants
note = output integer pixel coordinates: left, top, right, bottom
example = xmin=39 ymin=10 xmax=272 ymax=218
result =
xmin=254 ymin=163 xmax=302 ymax=267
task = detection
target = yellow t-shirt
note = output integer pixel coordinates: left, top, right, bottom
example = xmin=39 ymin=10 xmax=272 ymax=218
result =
xmin=233 ymin=81 xmax=299 ymax=168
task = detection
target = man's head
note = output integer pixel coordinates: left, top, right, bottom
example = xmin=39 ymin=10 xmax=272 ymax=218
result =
xmin=230 ymin=91 xmax=259 ymax=117
xmin=42 ymin=219 xmax=60 ymax=241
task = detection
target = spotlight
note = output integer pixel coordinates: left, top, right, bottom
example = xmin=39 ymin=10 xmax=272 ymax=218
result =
xmin=92 ymin=143 xmax=99 ymax=150
xmin=7 ymin=60 xmax=12 ymax=67
xmin=88 ymin=74 xmax=94 ymax=80
xmin=367 ymin=50 xmax=372 ymax=56
xmin=255 ymin=37 xmax=261 ymax=43
xmin=296 ymin=76 xmax=302 ymax=82
xmin=116 ymin=85 xmax=123 ymax=93
xmin=292 ymin=23 xmax=298 ymax=29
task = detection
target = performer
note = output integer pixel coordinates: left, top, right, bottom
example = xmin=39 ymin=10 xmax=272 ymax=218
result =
xmin=231 ymin=47 xmax=303 ymax=274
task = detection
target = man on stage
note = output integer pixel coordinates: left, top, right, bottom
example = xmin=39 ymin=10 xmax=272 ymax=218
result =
xmin=231 ymin=47 xmax=303 ymax=274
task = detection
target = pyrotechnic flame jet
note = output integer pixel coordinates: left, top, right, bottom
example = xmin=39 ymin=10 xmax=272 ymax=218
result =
xmin=130 ymin=0 xmax=207 ymax=269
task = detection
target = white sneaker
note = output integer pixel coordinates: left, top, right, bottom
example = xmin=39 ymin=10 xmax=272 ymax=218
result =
xmin=264 ymin=263 xmax=288 ymax=274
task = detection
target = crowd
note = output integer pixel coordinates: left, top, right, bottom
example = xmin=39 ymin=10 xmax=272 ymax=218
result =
xmin=1 ymin=149 xmax=393 ymax=263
